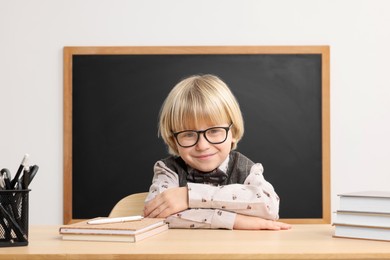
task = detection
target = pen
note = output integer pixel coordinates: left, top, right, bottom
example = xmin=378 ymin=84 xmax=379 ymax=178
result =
xmin=87 ymin=215 xmax=144 ymax=225
xmin=22 ymin=166 xmax=30 ymax=189
xmin=11 ymin=154 xmax=29 ymax=188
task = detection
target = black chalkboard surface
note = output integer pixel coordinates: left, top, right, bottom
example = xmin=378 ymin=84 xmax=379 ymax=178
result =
xmin=64 ymin=46 xmax=330 ymax=224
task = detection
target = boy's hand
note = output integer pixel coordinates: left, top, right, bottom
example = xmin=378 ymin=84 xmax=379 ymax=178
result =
xmin=233 ymin=214 xmax=292 ymax=230
xmin=144 ymin=187 xmax=188 ymax=218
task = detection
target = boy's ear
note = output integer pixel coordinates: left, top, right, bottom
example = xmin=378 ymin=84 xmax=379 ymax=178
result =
xmin=230 ymin=135 xmax=238 ymax=150
xmin=231 ymin=137 xmax=237 ymax=146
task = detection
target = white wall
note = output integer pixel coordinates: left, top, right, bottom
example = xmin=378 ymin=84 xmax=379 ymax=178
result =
xmin=1 ymin=0 xmax=389 ymax=224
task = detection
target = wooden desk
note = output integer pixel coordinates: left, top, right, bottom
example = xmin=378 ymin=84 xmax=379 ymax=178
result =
xmin=1 ymin=224 xmax=389 ymax=259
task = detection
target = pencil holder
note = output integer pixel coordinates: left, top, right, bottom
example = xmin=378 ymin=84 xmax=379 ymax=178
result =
xmin=0 ymin=189 xmax=30 ymax=247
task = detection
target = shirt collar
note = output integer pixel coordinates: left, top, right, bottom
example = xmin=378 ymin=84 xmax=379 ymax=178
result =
xmin=218 ymin=155 xmax=229 ymax=173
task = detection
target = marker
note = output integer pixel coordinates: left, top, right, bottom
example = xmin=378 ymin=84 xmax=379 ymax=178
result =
xmin=87 ymin=215 xmax=144 ymax=225
xmin=27 ymin=165 xmax=39 ymax=186
xmin=11 ymin=154 xmax=29 ymax=188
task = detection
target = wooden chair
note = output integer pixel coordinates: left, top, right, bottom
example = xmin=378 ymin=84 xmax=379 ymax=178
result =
xmin=108 ymin=192 xmax=149 ymax=217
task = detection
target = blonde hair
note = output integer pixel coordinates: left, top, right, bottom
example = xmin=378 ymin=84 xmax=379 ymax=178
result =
xmin=159 ymin=74 xmax=244 ymax=155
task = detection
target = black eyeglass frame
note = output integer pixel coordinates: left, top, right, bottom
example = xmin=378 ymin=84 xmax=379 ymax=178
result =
xmin=172 ymin=123 xmax=233 ymax=148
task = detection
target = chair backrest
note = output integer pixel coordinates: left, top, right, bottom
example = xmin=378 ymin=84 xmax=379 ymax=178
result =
xmin=108 ymin=192 xmax=149 ymax=217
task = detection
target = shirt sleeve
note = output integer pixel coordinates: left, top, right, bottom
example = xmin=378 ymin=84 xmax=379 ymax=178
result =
xmin=166 ymin=209 xmax=236 ymax=230
xmin=145 ymin=161 xmax=237 ymax=229
xmin=144 ymin=160 xmax=180 ymax=203
xmin=187 ymin=163 xmax=280 ymax=220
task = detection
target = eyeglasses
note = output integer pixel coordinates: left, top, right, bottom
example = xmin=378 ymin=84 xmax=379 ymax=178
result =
xmin=173 ymin=123 xmax=233 ymax=148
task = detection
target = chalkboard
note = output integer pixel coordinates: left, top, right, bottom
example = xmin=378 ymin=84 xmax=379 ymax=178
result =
xmin=64 ymin=46 xmax=330 ymax=224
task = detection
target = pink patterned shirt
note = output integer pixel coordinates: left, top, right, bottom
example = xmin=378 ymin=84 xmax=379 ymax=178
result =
xmin=145 ymin=156 xmax=280 ymax=229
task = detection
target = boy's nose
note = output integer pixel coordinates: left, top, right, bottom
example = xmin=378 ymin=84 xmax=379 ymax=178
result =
xmin=195 ymin=133 xmax=210 ymax=149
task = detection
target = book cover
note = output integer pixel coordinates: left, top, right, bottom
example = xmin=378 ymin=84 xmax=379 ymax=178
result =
xmin=61 ymin=223 xmax=168 ymax=242
xmin=339 ymin=191 xmax=390 ymax=198
xmin=59 ymin=217 xmax=166 ymax=235
xmin=338 ymin=191 xmax=390 ymax=213
xmin=334 ymin=211 xmax=390 ymax=228
xmin=333 ymin=223 xmax=390 ymax=241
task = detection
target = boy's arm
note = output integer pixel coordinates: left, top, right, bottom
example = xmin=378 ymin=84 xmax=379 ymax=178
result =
xmin=188 ymin=163 xmax=280 ymax=220
xmin=144 ymin=161 xmax=180 ymax=203
xmin=166 ymin=208 xmax=236 ymax=229
xmin=145 ymin=160 xmax=288 ymax=230
xmin=233 ymin=214 xmax=291 ymax=230
xmin=144 ymin=161 xmax=236 ymax=229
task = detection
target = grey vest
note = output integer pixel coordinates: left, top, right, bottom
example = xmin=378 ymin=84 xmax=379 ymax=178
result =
xmin=161 ymin=151 xmax=255 ymax=187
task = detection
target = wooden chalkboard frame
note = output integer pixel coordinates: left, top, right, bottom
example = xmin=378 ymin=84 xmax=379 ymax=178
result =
xmin=64 ymin=46 xmax=330 ymax=224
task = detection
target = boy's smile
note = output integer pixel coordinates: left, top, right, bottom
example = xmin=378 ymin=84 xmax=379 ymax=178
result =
xmin=194 ymin=152 xmax=216 ymax=159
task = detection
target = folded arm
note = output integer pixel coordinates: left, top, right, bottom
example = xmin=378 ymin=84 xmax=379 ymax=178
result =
xmin=144 ymin=161 xmax=289 ymax=230
xmin=187 ymin=163 xmax=280 ymax=220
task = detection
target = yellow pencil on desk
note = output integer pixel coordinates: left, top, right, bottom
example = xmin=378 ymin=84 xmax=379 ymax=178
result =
xmin=87 ymin=215 xmax=143 ymax=225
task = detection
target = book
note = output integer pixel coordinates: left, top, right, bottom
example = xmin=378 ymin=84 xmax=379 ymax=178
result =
xmin=59 ymin=217 xmax=167 ymax=242
xmin=338 ymin=191 xmax=390 ymax=213
xmin=61 ymin=223 xmax=168 ymax=242
xmin=334 ymin=211 xmax=390 ymax=228
xmin=333 ymin=223 xmax=390 ymax=241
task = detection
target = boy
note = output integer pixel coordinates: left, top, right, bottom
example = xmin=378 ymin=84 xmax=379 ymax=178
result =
xmin=144 ymin=74 xmax=291 ymax=230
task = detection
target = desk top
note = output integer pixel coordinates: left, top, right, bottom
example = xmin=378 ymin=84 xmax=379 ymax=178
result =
xmin=1 ymin=224 xmax=390 ymax=260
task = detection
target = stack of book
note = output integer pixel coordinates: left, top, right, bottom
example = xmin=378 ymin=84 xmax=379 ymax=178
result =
xmin=333 ymin=191 xmax=390 ymax=241
xmin=59 ymin=217 xmax=168 ymax=242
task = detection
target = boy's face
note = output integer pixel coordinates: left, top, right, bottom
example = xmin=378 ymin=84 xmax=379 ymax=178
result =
xmin=176 ymin=122 xmax=236 ymax=172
